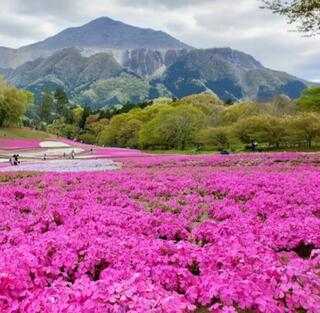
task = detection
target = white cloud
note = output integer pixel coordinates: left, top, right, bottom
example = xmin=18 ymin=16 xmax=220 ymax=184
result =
xmin=0 ymin=0 xmax=318 ymax=81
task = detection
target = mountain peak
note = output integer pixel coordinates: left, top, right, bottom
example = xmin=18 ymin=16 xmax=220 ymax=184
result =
xmin=22 ymin=16 xmax=191 ymax=51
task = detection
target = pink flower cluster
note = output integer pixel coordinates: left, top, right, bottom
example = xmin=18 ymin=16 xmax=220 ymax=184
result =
xmin=0 ymin=138 xmax=42 ymax=149
xmin=0 ymin=153 xmax=320 ymax=312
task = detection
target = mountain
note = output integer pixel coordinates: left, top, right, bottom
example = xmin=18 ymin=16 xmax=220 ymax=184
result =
xmin=22 ymin=17 xmax=191 ymax=51
xmin=0 ymin=17 xmax=191 ymax=69
xmin=0 ymin=47 xmax=17 ymax=68
xmin=162 ymin=48 xmax=310 ymax=101
xmin=0 ymin=17 xmax=314 ymax=107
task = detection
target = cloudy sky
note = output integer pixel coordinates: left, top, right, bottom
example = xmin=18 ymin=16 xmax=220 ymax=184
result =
xmin=0 ymin=0 xmax=319 ymax=81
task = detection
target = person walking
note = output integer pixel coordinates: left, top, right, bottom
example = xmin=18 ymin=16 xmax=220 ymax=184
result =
xmin=71 ymin=150 xmax=75 ymax=159
xmin=11 ymin=154 xmax=20 ymax=165
xmin=250 ymin=140 xmax=258 ymax=152
xmin=9 ymin=156 xmax=14 ymax=166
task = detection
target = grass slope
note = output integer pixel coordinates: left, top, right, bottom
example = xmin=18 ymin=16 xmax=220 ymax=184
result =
xmin=0 ymin=128 xmax=55 ymax=139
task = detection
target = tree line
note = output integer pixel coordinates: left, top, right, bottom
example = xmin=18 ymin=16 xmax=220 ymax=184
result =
xmin=43 ymin=86 xmax=320 ymax=151
xmin=2 ymin=75 xmax=320 ymax=152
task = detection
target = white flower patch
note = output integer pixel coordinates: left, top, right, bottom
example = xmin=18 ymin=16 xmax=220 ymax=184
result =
xmin=0 ymin=159 xmax=119 ymax=172
xmin=19 ymin=148 xmax=84 ymax=158
xmin=39 ymin=141 xmax=71 ymax=148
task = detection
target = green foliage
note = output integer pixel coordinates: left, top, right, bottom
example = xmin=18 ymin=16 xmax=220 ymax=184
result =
xmin=71 ymin=107 xmax=84 ymax=126
xmin=98 ymin=114 xmax=130 ymax=147
xmin=39 ymin=87 xmax=54 ymax=123
xmin=232 ymin=116 xmax=262 ymax=144
xmin=98 ymin=113 xmax=142 ymax=148
xmin=48 ymin=118 xmax=79 ymax=139
xmin=261 ymin=0 xmax=320 ymax=35
xmin=287 ymin=113 xmax=320 ymax=147
xmin=139 ymin=106 xmax=175 ymax=149
xmin=233 ymin=115 xmax=287 ymax=147
xmin=54 ymin=87 xmax=69 ymax=115
xmin=20 ymin=85 xmax=320 ymax=152
xmin=0 ymin=127 xmax=52 ymax=139
xmin=179 ymin=93 xmax=225 ymax=127
xmin=0 ymin=78 xmax=33 ymax=127
xmin=77 ymin=133 xmax=96 ymax=144
xmin=79 ymin=106 xmax=92 ymax=129
xmin=180 ymin=93 xmax=224 ymax=107
xmin=296 ymin=87 xmax=320 ymax=112
xmin=196 ymin=127 xmax=231 ymax=148
xmin=256 ymin=115 xmax=287 ymax=148
xmin=223 ymin=103 xmax=258 ymax=124
xmin=75 ymin=73 xmax=169 ymax=109
xmin=139 ymin=104 xmax=204 ymax=150
xmin=118 ymin=119 xmax=143 ymax=148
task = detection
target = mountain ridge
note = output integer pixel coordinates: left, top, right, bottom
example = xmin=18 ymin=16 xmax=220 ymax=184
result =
xmin=0 ymin=16 xmax=314 ymax=107
xmin=0 ymin=17 xmax=192 ymax=69
xmin=21 ymin=17 xmax=192 ymax=51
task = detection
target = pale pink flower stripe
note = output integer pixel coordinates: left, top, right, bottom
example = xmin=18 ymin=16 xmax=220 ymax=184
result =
xmin=0 ymin=152 xmax=319 ymax=312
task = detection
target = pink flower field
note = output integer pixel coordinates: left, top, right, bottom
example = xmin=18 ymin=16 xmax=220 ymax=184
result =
xmin=0 ymin=153 xmax=320 ymax=313
xmin=0 ymin=138 xmax=43 ymax=149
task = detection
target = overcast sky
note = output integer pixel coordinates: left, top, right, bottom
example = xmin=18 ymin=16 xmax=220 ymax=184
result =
xmin=0 ymin=0 xmax=319 ymax=81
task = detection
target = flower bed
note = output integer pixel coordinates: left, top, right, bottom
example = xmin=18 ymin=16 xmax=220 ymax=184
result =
xmin=0 ymin=153 xmax=319 ymax=312
xmin=0 ymin=138 xmax=42 ymax=149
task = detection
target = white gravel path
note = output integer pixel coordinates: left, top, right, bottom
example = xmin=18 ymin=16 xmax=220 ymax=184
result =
xmin=0 ymin=159 xmax=119 ymax=172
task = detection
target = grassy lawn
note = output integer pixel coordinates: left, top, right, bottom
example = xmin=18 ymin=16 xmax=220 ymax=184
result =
xmin=0 ymin=128 xmax=55 ymax=139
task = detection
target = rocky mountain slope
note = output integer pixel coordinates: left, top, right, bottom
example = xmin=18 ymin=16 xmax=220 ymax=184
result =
xmin=0 ymin=17 xmax=313 ymax=107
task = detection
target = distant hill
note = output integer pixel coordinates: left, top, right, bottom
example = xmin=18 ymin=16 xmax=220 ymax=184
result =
xmin=0 ymin=17 xmax=314 ymax=107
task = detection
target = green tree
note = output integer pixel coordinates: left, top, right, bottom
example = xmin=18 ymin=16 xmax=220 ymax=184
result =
xmin=255 ymin=115 xmax=287 ymax=148
xmin=179 ymin=93 xmax=225 ymax=127
xmin=232 ymin=116 xmax=262 ymax=145
xmin=48 ymin=117 xmax=79 ymax=139
xmin=71 ymin=107 xmax=84 ymax=125
xmin=196 ymin=127 xmax=231 ymax=148
xmin=179 ymin=93 xmax=224 ymax=107
xmin=54 ymin=87 xmax=69 ymax=115
xmin=0 ymin=78 xmax=33 ymax=127
xmin=261 ymin=0 xmax=320 ymax=35
xmin=97 ymin=114 xmax=130 ymax=146
xmin=39 ymin=87 xmax=54 ymax=123
xmin=139 ymin=105 xmax=204 ymax=150
xmin=233 ymin=115 xmax=287 ymax=148
xmin=118 ymin=119 xmax=143 ymax=148
xmin=79 ymin=106 xmax=91 ymax=129
xmin=138 ymin=106 xmax=174 ymax=149
xmin=287 ymin=113 xmax=320 ymax=147
xmin=296 ymin=87 xmax=320 ymax=112
xmin=224 ymin=103 xmax=258 ymax=124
